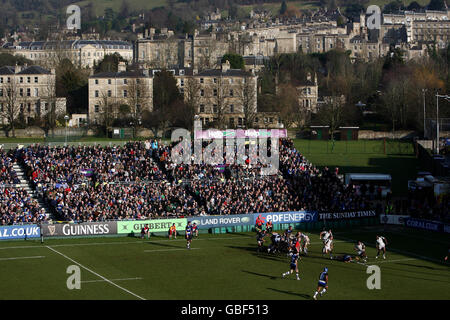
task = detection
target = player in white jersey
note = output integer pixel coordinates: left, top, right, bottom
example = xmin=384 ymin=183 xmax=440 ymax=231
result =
xmin=354 ymin=241 xmax=367 ymax=262
xmin=375 ymin=235 xmax=388 ymax=259
xmin=301 ymin=233 xmax=310 ymax=255
xmin=322 ymin=238 xmax=334 ymax=259
xmin=320 ymin=229 xmax=333 ymax=244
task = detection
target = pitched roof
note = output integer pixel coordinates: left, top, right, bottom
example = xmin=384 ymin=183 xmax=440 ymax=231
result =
xmin=0 ymin=65 xmax=51 ymax=75
xmin=196 ymin=69 xmax=252 ymax=77
xmin=90 ymin=70 xmax=148 ymax=78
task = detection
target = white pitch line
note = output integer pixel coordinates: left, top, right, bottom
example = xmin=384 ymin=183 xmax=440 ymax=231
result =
xmin=81 ymin=277 xmax=143 ymax=284
xmin=0 ymin=255 xmax=45 ymax=261
xmin=0 ymin=236 xmax=253 ymax=251
xmin=144 ymin=248 xmax=200 ymax=252
xmin=46 ymin=246 xmax=146 ymax=300
xmin=353 ymin=258 xmax=418 ymax=266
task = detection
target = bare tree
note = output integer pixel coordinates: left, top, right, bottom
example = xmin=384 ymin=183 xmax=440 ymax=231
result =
xmin=0 ymin=78 xmax=21 ymax=137
xmin=43 ymin=74 xmax=59 ymax=136
xmin=98 ymin=90 xmax=116 ymax=129
xmin=237 ymin=75 xmax=257 ymax=128
xmin=209 ymin=76 xmax=230 ymax=129
xmin=316 ymin=95 xmax=346 ymax=146
xmin=184 ymin=76 xmax=201 ymax=130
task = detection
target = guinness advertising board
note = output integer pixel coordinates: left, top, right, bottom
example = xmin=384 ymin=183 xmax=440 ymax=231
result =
xmin=41 ymin=221 xmax=117 ymax=237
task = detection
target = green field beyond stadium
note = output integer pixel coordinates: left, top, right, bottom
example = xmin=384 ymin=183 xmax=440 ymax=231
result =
xmin=0 ymin=226 xmax=448 ymax=300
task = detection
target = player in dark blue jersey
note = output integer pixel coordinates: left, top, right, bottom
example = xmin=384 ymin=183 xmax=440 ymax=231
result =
xmin=282 ymin=249 xmax=301 ymax=280
xmin=313 ymin=267 xmax=328 ymax=300
xmin=185 ymin=222 xmax=193 ymax=249
xmin=256 ymin=230 xmax=266 ymax=252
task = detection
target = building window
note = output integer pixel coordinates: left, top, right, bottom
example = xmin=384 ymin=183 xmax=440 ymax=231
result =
xmin=123 ymin=90 xmax=128 ymax=97
xmin=108 ymin=79 xmax=112 ymax=84
xmin=238 ymin=118 xmax=243 ymax=126
xmin=213 ymin=89 xmax=217 ymax=96
xmin=27 ymin=77 xmax=31 ymax=83
xmin=200 ymin=78 xmax=204 ymax=84
xmin=95 ymin=90 xmax=99 ymax=97
xmin=199 ymin=105 xmax=205 ymax=113
xmin=107 ymin=90 xmax=112 ymax=97
xmin=27 ymin=103 xmax=31 ymax=113
xmin=7 ymin=77 xmax=10 ymax=83
xmin=200 ymin=89 xmax=204 ymax=97
xmin=180 ymin=79 xmax=184 ymax=87
xmin=213 ymin=78 xmax=217 ymax=83
xmin=229 ymin=118 xmax=234 ymax=126
xmin=229 ymin=104 xmax=234 ymax=113
xmin=34 ymin=77 xmax=38 ymax=83
xmin=213 ymin=104 xmax=218 ymax=113
xmin=95 ymin=79 xmax=99 ymax=85
xmin=94 ymin=105 xmax=99 ymax=113
xmin=27 ymin=88 xmax=31 ymax=97
xmin=19 ymin=77 xmax=23 ymax=83
xmin=0 ymin=89 xmax=2 ymax=96
xmin=0 ymin=77 xmax=2 ymax=83
xmin=229 ymin=89 xmax=234 ymax=97
xmin=34 ymin=88 xmax=39 ymax=97
xmin=123 ymin=79 xmax=127 ymax=84
xmin=19 ymin=88 xmax=23 ymax=97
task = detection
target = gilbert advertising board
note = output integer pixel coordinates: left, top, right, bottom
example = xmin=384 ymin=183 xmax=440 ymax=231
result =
xmin=41 ymin=221 xmax=117 ymax=237
xmin=187 ymin=214 xmax=253 ymax=229
xmin=0 ymin=224 xmax=40 ymax=240
xmin=253 ymin=211 xmax=317 ymax=225
xmin=117 ymin=218 xmax=187 ymax=235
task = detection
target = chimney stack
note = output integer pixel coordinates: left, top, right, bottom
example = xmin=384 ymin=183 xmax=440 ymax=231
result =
xmin=118 ymin=61 xmax=126 ymax=72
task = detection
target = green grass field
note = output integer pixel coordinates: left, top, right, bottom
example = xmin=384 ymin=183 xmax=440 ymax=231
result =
xmin=0 ymin=226 xmax=448 ymax=300
xmin=293 ymin=139 xmax=419 ymax=196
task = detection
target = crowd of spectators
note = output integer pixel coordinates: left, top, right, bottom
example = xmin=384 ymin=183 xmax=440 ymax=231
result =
xmin=11 ymin=138 xmax=377 ymax=222
xmin=1 ymin=149 xmax=46 ymax=225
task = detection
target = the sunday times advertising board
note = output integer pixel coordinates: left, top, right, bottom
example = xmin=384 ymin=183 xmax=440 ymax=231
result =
xmin=0 ymin=224 xmax=40 ymax=240
xmin=41 ymin=221 xmax=117 ymax=237
xmin=317 ymin=210 xmax=376 ymax=221
xmin=117 ymin=218 xmax=187 ymax=234
xmin=187 ymin=214 xmax=253 ymax=229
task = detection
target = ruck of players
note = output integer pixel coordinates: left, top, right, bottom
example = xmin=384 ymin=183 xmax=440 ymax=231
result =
xmin=253 ymin=222 xmax=389 ymax=300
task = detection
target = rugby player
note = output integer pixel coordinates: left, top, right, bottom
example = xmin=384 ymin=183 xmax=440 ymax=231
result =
xmin=282 ymin=248 xmax=301 ymax=280
xmin=141 ymin=224 xmax=150 ymax=239
xmin=319 ymin=229 xmax=333 ymax=244
xmin=355 ymin=241 xmax=367 ymax=262
xmin=256 ymin=230 xmax=266 ymax=252
xmin=313 ymin=267 xmax=328 ymax=300
xmin=192 ymin=222 xmax=199 ymax=238
xmin=322 ymin=238 xmax=334 ymax=259
xmin=301 ymin=233 xmax=310 ymax=255
xmin=375 ymin=235 xmax=388 ymax=259
xmin=265 ymin=220 xmax=273 ymax=233
xmin=185 ymin=222 xmax=193 ymax=249
xmin=168 ymin=223 xmax=177 ymax=239
xmin=268 ymin=232 xmax=281 ymax=254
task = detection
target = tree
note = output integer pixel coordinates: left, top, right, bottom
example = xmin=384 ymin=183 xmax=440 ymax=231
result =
xmin=316 ymin=95 xmax=346 ymax=145
xmin=183 ymin=77 xmax=201 ymax=130
xmin=43 ymin=74 xmax=58 ymax=137
xmin=0 ymin=78 xmax=21 ymax=137
xmin=275 ymin=84 xmax=299 ymax=129
xmin=152 ymin=69 xmax=184 ymax=134
xmin=237 ymin=75 xmax=257 ymax=128
xmin=0 ymin=53 xmax=32 ymax=68
xmin=221 ymin=53 xmax=244 ymax=70
xmin=126 ymin=77 xmax=152 ymax=128
xmin=98 ymin=90 xmax=116 ymax=130
xmin=209 ymin=76 xmax=230 ymax=129
xmin=280 ymin=1 xmax=287 ymax=15
xmin=427 ymin=0 xmax=446 ymax=10
xmin=94 ymin=53 xmax=126 ymax=73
